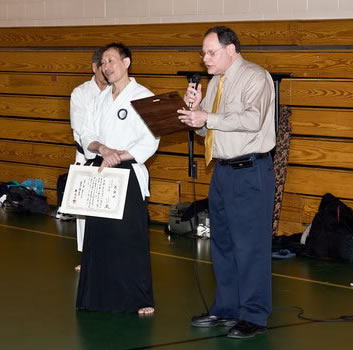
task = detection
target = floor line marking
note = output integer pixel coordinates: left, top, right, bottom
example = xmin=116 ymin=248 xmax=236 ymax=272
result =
xmin=0 ymin=223 xmax=76 ymax=240
xmin=1 ymin=223 xmax=352 ymax=290
xmin=150 ymin=250 xmax=212 ymax=264
xmin=272 ymin=273 xmax=353 ymax=290
xmin=152 ymin=251 xmax=353 ymax=290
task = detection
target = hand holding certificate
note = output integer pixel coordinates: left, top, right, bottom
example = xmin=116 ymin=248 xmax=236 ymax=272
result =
xmin=59 ymin=165 xmax=130 ymax=220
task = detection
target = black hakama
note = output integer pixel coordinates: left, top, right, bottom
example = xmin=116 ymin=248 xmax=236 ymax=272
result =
xmin=76 ymin=159 xmax=154 ymax=312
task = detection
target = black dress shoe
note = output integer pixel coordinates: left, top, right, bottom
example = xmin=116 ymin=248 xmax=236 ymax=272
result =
xmin=191 ymin=314 xmax=237 ymax=328
xmin=227 ymin=320 xmax=267 ymax=338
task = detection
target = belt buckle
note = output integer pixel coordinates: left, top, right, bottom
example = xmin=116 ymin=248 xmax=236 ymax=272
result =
xmin=230 ymin=158 xmax=253 ymax=169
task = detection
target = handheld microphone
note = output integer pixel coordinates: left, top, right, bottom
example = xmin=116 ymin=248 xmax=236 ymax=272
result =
xmin=188 ymin=73 xmax=201 ymax=109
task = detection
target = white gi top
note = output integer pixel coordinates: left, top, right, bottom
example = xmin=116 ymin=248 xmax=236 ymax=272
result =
xmin=81 ymin=77 xmax=160 ymax=199
xmin=70 ymin=76 xmax=101 ymax=164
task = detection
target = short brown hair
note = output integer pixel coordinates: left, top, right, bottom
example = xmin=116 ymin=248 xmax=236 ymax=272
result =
xmin=204 ymin=26 xmax=241 ymax=53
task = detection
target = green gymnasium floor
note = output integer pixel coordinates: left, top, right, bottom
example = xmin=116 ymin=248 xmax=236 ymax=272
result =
xmin=0 ymin=207 xmax=353 ymax=350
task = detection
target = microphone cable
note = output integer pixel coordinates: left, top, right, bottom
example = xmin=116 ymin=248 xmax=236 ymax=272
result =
xmin=186 ymin=73 xmax=209 ymax=314
xmin=188 ymin=130 xmax=210 ymax=315
xmin=190 ymin=171 xmax=210 ymax=315
xmin=273 ymin=305 xmax=353 ymax=323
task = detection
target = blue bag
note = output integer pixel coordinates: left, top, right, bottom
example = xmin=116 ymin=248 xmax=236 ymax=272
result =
xmin=19 ymin=179 xmax=44 ymax=196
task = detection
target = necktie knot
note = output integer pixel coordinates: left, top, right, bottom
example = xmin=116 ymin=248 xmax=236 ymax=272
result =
xmin=212 ymin=74 xmax=225 ymax=113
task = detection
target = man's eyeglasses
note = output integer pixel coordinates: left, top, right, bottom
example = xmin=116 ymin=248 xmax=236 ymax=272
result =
xmin=199 ymin=47 xmax=224 ymax=59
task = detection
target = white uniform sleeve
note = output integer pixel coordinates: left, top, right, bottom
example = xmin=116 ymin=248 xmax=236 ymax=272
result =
xmin=80 ymin=98 xmax=100 ymax=160
xmin=127 ymin=113 xmax=160 ymax=164
xmin=70 ymin=87 xmax=85 ymax=144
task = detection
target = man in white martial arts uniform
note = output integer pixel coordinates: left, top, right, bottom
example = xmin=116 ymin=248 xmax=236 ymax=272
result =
xmin=69 ymin=48 xmax=108 ymax=270
xmin=77 ymin=43 xmax=159 ymax=315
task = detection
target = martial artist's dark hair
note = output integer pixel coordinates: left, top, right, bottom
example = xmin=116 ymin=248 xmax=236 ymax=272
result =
xmin=204 ymin=26 xmax=241 ymax=53
xmin=102 ymin=42 xmax=132 ymax=64
xmin=91 ymin=47 xmax=105 ymax=67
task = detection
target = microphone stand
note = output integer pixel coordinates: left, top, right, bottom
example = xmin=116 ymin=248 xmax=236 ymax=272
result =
xmin=188 ymin=131 xmax=197 ymax=179
xmin=187 ymin=73 xmax=200 ymax=180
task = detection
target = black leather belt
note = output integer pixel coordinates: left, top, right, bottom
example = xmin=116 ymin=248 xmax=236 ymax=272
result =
xmin=217 ymin=152 xmax=269 ymax=169
xmin=75 ymin=142 xmax=84 ymax=155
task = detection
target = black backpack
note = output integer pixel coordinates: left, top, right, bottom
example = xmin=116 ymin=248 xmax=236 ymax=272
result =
xmin=4 ymin=186 xmax=49 ymax=214
xmin=305 ymin=193 xmax=353 ymax=262
xmin=167 ymin=198 xmax=209 ymax=235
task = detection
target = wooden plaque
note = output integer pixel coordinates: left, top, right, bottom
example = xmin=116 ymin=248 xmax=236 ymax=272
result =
xmin=131 ymin=91 xmax=190 ymax=137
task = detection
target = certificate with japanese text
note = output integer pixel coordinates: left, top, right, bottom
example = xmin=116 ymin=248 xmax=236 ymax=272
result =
xmin=59 ymin=165 xmax=130 ymax=220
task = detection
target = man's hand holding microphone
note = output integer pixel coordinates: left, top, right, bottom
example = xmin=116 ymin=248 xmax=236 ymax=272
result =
xmin=178 ymin=74 xmax=208 ymax=128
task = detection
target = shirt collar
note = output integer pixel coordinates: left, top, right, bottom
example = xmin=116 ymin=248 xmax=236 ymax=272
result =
xmin=223 ymin=54 xmax=244 ymax=82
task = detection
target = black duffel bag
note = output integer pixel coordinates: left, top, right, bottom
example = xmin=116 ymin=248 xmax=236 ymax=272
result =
xmin=4 ymin=185 xmax=49 ymax=214
xmin=305 ymin=193 xmax=353 ymax=263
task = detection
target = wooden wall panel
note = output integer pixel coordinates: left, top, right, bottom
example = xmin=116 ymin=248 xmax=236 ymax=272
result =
xmin=0 ymin=50 xmax=205 ymax=75
xmin=244 ymin=51 xmax=353 ymax=79
xmin=0 ymin=95 xmax=69 ymax=120
xmin=2 ymin=50 xmax=353 ymax=79
xmin=280 ymin=79 xmax=353 ymax=107
xmin=288 ymin=137 xmax=353 ymax=168
xmin=278 ymin=193 xmax=307 ymax=224
xmin=0 ymin=161 xmax=66 ymax=190
xmin=135 ymin=76 xmax=206 ymax=97
xmin=0 ymin=140 xmax=75 ymax=167
xmin=0 ymin=72 xmax=88 ymax=96
xmin=0 ymin=73 xmax=199 ymax=99
xmin=290 ymin=107 xmax=353 ymax=138
xmin=158 ymin=131 xmax=205 ymax=155
xmin=278 ymin=221 xmax=308 ymax=236
xmin=44 ymin=189 xmax=57 ymax=206
xmin=0 ymin=118 xmax=73 ymax=144
xmin=147 ymin=154 xmax=213 ymax=184
xmin=149 ymin=179 xmax=180 ymax=205
xmin=1 ymin=20 xmax=353 ymax=48
xmin=295 ymin=20 xmax=353 ymax=46
xmin=132 ymin=51 xmax=205 ymax=75
xmin=148 ymin=203 xmax=170 ymax=223
xmin=284 ymin=166 xmax=353 ymax=199
xmin=0 ymin=21 xmax=294 ymax=47
xmin=149 ymin=182 xmax=209 ymax=222
xmin=0 ymin=51 xmax=93 ymax=74
xmin=180 ymin=182 xmax=209 ymax=202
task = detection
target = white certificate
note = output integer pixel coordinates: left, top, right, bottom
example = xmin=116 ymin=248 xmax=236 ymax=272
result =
xmin=59 ymin=165 xmax=130 ymax=220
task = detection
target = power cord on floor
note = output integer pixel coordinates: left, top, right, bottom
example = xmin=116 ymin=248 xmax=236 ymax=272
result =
xmin=274 ymin=305 xmax=353 ymax=322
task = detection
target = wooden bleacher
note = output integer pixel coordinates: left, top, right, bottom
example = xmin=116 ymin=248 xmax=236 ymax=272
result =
xmin=1 ymin=19 xmax=353 ymax=235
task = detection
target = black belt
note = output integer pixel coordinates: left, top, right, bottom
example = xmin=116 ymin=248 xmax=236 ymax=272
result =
xmin=75 ymin=142 xmax=84 ymax=155
xmin=217 ymin=152 xmax=269 ymax=169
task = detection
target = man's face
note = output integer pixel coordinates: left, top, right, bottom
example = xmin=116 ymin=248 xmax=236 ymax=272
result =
xmin=201 ymin=33 xmax=234 ymax=75
xmin=93 ymin=64 xmax=108 ymax=88
xmin=101 ymin=48 xmax=130 ymax=84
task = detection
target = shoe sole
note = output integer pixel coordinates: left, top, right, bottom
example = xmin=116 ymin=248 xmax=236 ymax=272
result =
xmin=227 ymin=328 xmax=268 ymax=339
xmin=192 ymin=320 xmax=238 ymax=328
